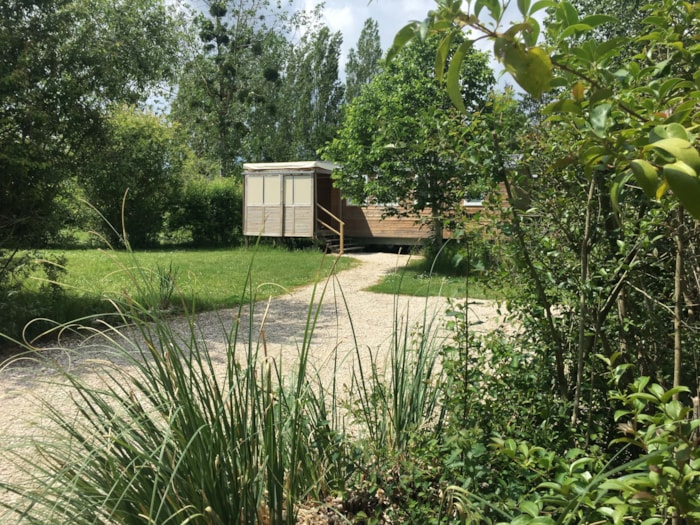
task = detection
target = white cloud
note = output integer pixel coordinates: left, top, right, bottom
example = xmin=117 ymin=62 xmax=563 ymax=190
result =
xmin=291 ymin=0 xmax=545 ymax=89
xmin=323 ymin=5 xmax=358 ymax=50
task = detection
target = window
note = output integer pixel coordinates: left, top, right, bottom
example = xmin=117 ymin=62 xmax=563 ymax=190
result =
xmin=247 ymin=175 xmax=281 ymax=205
xmin=284 ymin=175 xmax=312 ymax=206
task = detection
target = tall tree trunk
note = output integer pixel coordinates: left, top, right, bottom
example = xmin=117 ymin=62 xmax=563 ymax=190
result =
xmin=431 ymin=204 xmax=443 ymax=252
xmin=572 ymin=177 xmax=596 ymax=426
xmin=674 ymin=207 xmax=684 ymax=397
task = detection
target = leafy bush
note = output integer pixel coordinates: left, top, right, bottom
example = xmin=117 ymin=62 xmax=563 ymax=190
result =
xmin=479 ymin=371 xmax=700 ymax=525
xmin=422 ymin=235 xmax=502 ymax=278
xmin=0 ymin=250 xmax=66 ymax=343
xmin=81 ymin=106 xmax=185 ymax=248
xmin=170 ymin=176 xmax=242 ymax=247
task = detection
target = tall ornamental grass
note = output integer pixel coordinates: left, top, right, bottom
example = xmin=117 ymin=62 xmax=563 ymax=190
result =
xmin=0 ymin=250 xmax=349 ymax=524
xmin=349 ymin=262 xmax=448 ymax=459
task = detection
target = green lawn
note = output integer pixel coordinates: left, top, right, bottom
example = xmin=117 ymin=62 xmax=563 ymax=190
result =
xmin=53 ymin=247 xmax=350 ymax=304
xmin=366 ymin=259 xmax=501 ymax=300
xmin=49 ymin=246 xmax=354 ymax=309
xmin=3 ymin=247 xmax=355 ymax=342
xmin=5 ymin=246 xmax=500 ymax=345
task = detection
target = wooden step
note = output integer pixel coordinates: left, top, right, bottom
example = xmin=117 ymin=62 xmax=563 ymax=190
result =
xmin=317 ymin=232 xmax=364 ymax=254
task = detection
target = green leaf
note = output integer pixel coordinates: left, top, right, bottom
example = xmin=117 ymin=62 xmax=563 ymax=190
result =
xmin=522 ymin=17 xmax=541 ymax=47
xmin=664 ymin=399 xmax=687 ymax=420
xmin=648 ymin=383 xmax=665 ymax=400
xmin=560 ymin=1 xmax=579 ymax=27
xmin=613 ymin=504 xmax=629 ymax=524
xmin=505 ymin=23 xmax=536 ymax=39
xmin=610 ymin=172 xmax=629 ymax=216
xmin=561 ymin=23 xmax=595 ymax=39
xmin=589 ymin=103 xmax=612 ymax=138
xmin=650 ymin=123 xmax=689 ymax=142
xmin=543 ymin=99 xmax=582 ymax=115
xmin=629 ymin=392 xmax=658 ymax=403
xmin=530 ymin=0 xmax=557 ymax=15
xmin=519 ymin=499 xmax=540 ymax=518
xmin=630 ymin=159 xmax=660 ymax=198
xmin=589 ymin=88 xmax=613 ymax=105
xmin=663 ymin=161 xmax=700 ymax=219
xmin=435 ymin=33 xmax=454 ymax=84
xmin=614 ymin=409 xmax=632 ymax=421
xmin=418 ymin=18 xmax=430 ymax=41
xmin=482 ymin=0 xmax=503 ymax=21
xmin=518 ymin=0 xmax=532 ymax=16
xmin=475 ymin=0 xmax=502 ymax=19
xmin=500 ymin=43 xmax=553 ymax=98
xmin=446 ymin=40 xmax=473 ymax=112
xmin=580 ymin=14 xmax=619 ymax=27
xmin=666 ymin=99 xmax=699 ymax=124
xmin=594 ymin=37 xmax=629 ymax=62
xmin=657 ymin=77 xmax=686 ymax=100
xmin=580 ymin=145 xmax=606 ymax=167
xmin=430 ymin=20 xmax=454 ymax=32
xmin=648 ymin=138 xmax=700 ymax=172
xmin=660 ymin=385 xmax=690 ymax=402
xmin=538 ymin=481 xmax=563 ymax=491
xmin=387 ymin=23 xmax=418 ymax=63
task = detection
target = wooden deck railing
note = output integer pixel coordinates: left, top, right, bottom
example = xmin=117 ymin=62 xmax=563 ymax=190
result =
xmin=316 ymin=203 xmax=345 ymax=254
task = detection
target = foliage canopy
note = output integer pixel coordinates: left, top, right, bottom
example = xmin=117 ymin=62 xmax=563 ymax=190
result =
xmin=323 ymin=34 xmax=496 ymax=247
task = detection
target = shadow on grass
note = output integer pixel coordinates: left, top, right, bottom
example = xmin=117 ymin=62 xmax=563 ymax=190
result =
xmin=365 ymin=259 xmax=503 ymax=300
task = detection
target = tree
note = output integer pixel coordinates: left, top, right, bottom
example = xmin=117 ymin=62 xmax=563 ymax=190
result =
xmin=236 ymin=30 xmax=292 ymax=163
xmin=345 ymin=18 xmax=383 ymax=103
xmin=395 ymin=0 xmax=700 ymax=406
xmin=0 ymin=0 xmax=181 ymax=338
xmin=390 ymin=0 xmax=700 ymax=464
xmin=170 ymin=176 xmax=243 ymax=247
xmin=282 ymin=23 xmax=345 ymax=160
xmin=323 ymin=35 xmax=495 ymax=248
xmin=82 ymin=107 xmax=185 ymax=248
xmin=567 ymin=0 xmax=649 ymax=41
xmin=239 ymin=13 xmax=345 ymax=162
xmin=377 ymin=3 xmax=700 ymax=522
xmin=390 ymin=0 xmax=700 ymax=220
xmin=0 ymin=0 xmax=181 ymax=249
xmin=170 ymin=0 xmax=288 ymax=178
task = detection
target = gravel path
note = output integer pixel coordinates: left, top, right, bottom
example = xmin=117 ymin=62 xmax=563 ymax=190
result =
xmin=0 ymin=251 xmax=507 ymax=517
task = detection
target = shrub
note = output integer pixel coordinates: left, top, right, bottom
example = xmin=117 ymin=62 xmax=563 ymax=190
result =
xmin=422 ymin=235 xmax=502 ymax=277
xmin=0 ymin=250 xmax=66 ymax=343
xmin=170 ymin=176 xmax=242 ymax=247
xmin=81 ymin=106 xmax=185 ymax=248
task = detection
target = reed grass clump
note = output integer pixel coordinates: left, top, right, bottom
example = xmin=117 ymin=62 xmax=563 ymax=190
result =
xmin=1 ymin=248 xmax=454 ymax=524
xmin=0 ymin=252 xmax=352 ymax=524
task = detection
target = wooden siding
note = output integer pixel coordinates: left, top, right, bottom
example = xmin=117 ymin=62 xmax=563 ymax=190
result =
xmin=341 ymin=204 xmax=431 ymax=241
xmin=245 ymin=206 xmax=283 ymax=237
xmin=243 ymin=162 xmax=511 ymax=245
xmin=243 ymin=169 xmax=316 ymax=237
xmin=283 ymin=206 xmax=314 ymax=237
xmin=340 ymin=202 xmax=495 ymax=242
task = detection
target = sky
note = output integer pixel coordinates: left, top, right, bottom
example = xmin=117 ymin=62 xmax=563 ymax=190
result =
xmin=297 ymin=0 xmax=437 ymax=60
xmin=292 ymin=0 xmax=536 ymax=85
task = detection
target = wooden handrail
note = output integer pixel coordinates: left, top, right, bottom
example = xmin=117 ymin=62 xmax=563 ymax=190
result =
xmin=316 ymin=203 xmax=345 ymax=254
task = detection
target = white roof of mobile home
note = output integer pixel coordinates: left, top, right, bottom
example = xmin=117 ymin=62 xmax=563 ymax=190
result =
xmin=243 ymin=161 xmax=337 ymax=172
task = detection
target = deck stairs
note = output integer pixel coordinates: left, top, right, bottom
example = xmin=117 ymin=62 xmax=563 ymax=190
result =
xmin=315 ymin=229 xmax=363 ymax=254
